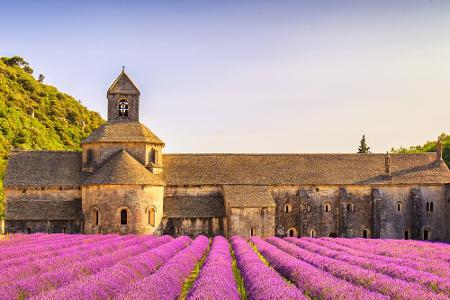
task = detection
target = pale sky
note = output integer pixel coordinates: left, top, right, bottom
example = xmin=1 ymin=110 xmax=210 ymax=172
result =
xmin=1 ymin=0 xmax=450 ymax=153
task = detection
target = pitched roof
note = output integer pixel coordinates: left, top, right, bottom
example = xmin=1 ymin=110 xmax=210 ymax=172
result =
xmin=82 ymin=122 xmax=164 ymax=145
xmin=107 ymin=70 xmax=140 ymax=95
xmin=6 ymin=199 xmax=82 ymax=220
xmin=4 ymin=151 xmax=450 ymax=188
xmin=223 ymin=185 xmax=275 ymax=207
xmin=3 ymin=151 xmax=83 ymax=187
xmin=163 ymin=193 xmax=225 ymax=218
xmin=83 ymin=149 xmax=164 ymax=186
xmin=162 ymin=153 xmax=450 ymax=186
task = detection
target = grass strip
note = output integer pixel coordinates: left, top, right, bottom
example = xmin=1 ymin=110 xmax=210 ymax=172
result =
xmin=230 ymin=244 xmax=247 ymax=300
xmin=249 ymin=240 xmax=294 ymax=285
xmin=179 ymin=238 xmax=211 ymax=299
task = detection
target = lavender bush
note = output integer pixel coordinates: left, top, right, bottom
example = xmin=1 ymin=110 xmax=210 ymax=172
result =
xmin=117 ymin=235 xmax=209 ymax=300
xmin=187 ymin=236 xmax=240 ymax=300
xmin=251 ymin=237 xmax=386 ymax=300
xmin=231 ymin=236 xmax=306 ymax=300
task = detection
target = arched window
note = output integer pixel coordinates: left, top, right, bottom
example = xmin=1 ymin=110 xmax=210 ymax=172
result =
xmin=404 ymin=230 xmax=410 ymax=240
xmin=363 ymin=229 xmax=369 ymax=238
xmin=426 ymin=202 xmax=430 ymax=212
xmin=309 ymin=229 xmax=317 ymax=238
xmin=120 ymin=209 xmax=128 ymax=225
xmin=250 ymin=228 xmax=256 ymax=236
xmin=346 ymin=203 xmax=354 ymax=212
xmin=118 ymin=99 xmax=129 ymax=117
xmin=284 ymin=204 xmax=292 ymax=213
xmin=176 ymin=226 xmax=181 ymax=235
xmin=287 ymin=227 xmax=297 ymax=237
xmin=397 ymin=201 xmax=403 ymax=212
xmin=430 ymin=202 xmax=434 ymax=212
xmin=423 ymin=229 xmax=431 ymax=240
xmin=87 ymin=149 xmax=93 ymax=164
xmin=149 ymin=148 xmax=156 ymax=164
xmin=323 ymin=202 xmax=331 ymax=213
xmin=93 ymin=208 xmax=99 ymax=226
xmin=148 ymin=207 xmax=156 ymax=227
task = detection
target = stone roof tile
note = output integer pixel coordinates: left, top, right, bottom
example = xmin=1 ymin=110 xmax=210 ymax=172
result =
xmin=83 ymin=149 xmax=164 ymax=186
xmin=81 ymin=122 xmax=164 ymax=145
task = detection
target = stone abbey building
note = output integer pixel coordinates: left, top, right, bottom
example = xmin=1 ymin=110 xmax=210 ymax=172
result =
xmin=4 ymin=71 xmax=450 ymax=241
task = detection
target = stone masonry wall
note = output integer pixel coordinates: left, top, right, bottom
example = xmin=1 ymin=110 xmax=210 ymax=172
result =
xmin=82 ymin=184 xmax=164 ymax=234
xmin=271 ymin=185 xmax=448 ymax=241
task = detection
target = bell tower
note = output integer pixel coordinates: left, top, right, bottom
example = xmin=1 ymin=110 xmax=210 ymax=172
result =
xmin=107 ymin=67 xmax=140 ymax=122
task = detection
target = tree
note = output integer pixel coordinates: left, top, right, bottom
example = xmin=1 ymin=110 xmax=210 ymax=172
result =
xmin=2 ymin=56 xmax=33 ymax=74
xmin=358 ymin=134 xmax=370 ymax=153
xmin=38 ymin=74 xmax=45 ymax=82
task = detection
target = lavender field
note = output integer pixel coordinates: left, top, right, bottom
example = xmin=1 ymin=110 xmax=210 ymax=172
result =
xmin=0 ymin=234 xmax=449 ymax=300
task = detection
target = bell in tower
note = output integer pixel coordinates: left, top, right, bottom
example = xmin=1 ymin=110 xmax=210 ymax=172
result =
xmin=107 ymin=67 xmax=140 ymax=122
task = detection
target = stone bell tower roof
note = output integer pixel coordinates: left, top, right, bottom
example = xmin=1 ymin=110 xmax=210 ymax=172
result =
xmin=107 ymin=69 xmax=141 ymax=122
xmin=107 ymin=68 xmax=140 ymax=95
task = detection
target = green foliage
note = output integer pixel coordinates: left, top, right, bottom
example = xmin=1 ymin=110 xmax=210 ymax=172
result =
xmin=230 ymin=245 xmax=247 ymax=299
xmin=391 ymin=133 xmax=450 ymax=166
xmin=0 ymin=56 xmax=104 ymax=219
xmin=179 ymin=240 xmax=211 ymax=299
xmin=357 ymin=134 xmax=371 ymax=153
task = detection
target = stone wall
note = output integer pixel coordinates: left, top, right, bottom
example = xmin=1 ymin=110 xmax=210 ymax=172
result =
xmin=82 ymin=184 xmax=164 ymax=234
xmin=271 ymin=184 xmax=448 ymax=241
xmin=4 ymin=187 xmax=83 ymax=234
xmin=227 ymin=207 xmax=275 ymax=237
xmin=161 ymin=217 xmax=225 ymax=237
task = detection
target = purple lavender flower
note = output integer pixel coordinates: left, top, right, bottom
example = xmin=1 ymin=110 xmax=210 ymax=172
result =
xmin=285 ymin=237 xmax=450 ymax=295
xmin=187 ymin=236 xmax=240 ymax=300
xmin=231 ymin=236 xmax=306 ymax=300
xmin=269 ymin=237 xmax=447 ymax=300
xmin=116 ymin=235 xmax=209 ymax=300
xmin=251 ymin=237 xmax=387 ymax=300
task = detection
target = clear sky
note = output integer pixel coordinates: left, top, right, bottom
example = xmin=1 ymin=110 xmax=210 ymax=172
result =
xmin=1 ymin=0 xmax=450 ymax=153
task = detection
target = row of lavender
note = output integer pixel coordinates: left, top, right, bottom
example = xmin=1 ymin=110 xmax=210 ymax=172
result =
xmin=0 ymin=234 xmax=449 ymax=299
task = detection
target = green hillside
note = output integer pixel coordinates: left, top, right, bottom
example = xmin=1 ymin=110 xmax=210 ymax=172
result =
xmin=391 ymin=133 xmax=450 ymax=166
xmin=0 ymin=56 xmax=104 ymax=219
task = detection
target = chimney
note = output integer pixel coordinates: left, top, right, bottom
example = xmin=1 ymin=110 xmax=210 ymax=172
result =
xmin=385 ymin=152 xmax=391 ymax=178
xmin=436 ymin=136 xmax=443 ymax=162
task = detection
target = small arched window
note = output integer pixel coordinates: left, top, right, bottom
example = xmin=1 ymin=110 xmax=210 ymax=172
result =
xmin=87 ymin=149 xmax=93 ymax=164
xmin=149 ymin=148 xmax=156 ymax=164
xmin=176 ymin=226 xmax=181 ymax=235
xmin=310 ymin=229 xmax=317 ymax=238
xmin=430 ymin=202 xmax=434 ymax=212
xmin=323 ymin=203 xmax=331 ymax=213
xmin=118 ymin=99 xmax=129 ymax=117
xmin=404 ymin=230 xmax=410 ymax=240
xmin=287 ymin=227 xmax=297 ymax=237
xmin=284 ymin=204 xmax=292 ymax=213
xmin=93 ymin=208 xmax=99 ymax=226
xmin=346 ymin=203 xmax=354 ymax=212
xmin=148 ymin=207 xmax=156 ymax=227
xmin=250 ymin=228 xmax=256 ymax=236
xmin=306 ymin=204 xmax=311 ymax=213
xmin=120 ymin=209 xmax=128 ymax=225
xmin=426 ymin=202 xmax=430 ymax=212
xmin=397 ymin=201 xmax=403 ymax=212
xmin=363 ymin=229 xmax=369 ymax=238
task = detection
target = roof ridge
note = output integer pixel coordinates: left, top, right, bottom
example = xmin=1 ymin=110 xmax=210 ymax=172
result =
xmin=162 ymin=152 xmax=436 ymax=156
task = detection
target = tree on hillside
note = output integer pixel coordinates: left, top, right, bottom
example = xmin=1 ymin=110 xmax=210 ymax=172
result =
xmin=1 ymin=56 xmax=33 ymax=74
xmin=38 ymin=74 xmax=45 ymax=82
xmin=358 ymin=134 xmax=371 ymax=153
